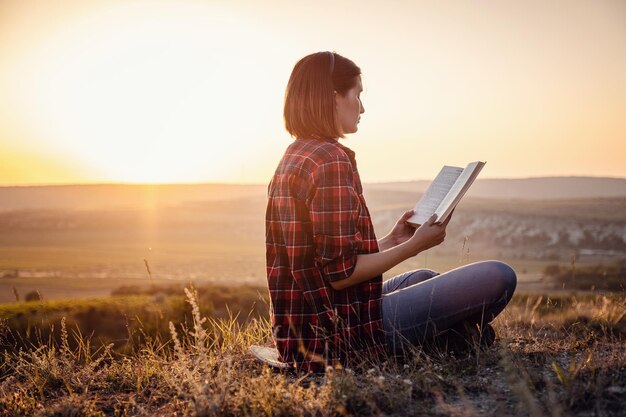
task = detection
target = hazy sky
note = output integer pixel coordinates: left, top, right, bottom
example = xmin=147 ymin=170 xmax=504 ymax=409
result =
xmin=1 ymin=0 xmax=625 ymax=185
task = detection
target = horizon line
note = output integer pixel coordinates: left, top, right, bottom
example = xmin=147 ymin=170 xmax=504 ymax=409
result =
xmin=1 ymin=174 xmax=626 ymax=188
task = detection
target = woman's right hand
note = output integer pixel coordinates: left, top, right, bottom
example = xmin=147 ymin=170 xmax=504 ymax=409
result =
xmin=406 ymin=213 xmax=449 ymax=256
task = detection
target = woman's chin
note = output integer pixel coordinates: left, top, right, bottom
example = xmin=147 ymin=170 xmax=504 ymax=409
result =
xmin=340 ymin=125 xmax=359 ymax=136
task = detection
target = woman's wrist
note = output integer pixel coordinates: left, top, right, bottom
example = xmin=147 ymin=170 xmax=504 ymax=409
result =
xmin=396 ymin=235 xmax=423 ymax=259
xmin=378 ymin=234 xmax=397 ymax=251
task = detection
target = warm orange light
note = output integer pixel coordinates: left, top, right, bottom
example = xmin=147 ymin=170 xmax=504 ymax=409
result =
xmin=1 ymin=0 xmax=625 ymax=185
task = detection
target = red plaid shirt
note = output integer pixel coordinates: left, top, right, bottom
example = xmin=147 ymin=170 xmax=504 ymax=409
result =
xmin=265 ymin=137 xmax=386 ymax=372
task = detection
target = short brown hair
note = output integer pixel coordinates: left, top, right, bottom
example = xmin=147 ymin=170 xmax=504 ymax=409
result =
xmin=284 ymin=52 xmax=361 ymax=140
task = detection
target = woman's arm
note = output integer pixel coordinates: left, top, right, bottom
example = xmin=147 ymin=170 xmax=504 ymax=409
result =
xmin=330 ymin=214 xmax=449 ymax=291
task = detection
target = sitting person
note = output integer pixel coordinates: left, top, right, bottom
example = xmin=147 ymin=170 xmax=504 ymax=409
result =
xmin=265 ymin=51 xmax=516 ymax=372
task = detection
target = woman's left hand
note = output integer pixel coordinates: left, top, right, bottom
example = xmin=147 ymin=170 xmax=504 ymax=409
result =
xmin=387 ymin=209 xmax=417 ymax=246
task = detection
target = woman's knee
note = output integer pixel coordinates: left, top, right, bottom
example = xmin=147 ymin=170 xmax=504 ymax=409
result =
xmin=384 ymin=269 xmax=439 ymax=293
xmin=486 ymin=261 xmax=517 ymax=300
xmin=403 ymin=269 xmax=439 ymax=289
xmin=411 ymin=268 xmax=438 ymax=280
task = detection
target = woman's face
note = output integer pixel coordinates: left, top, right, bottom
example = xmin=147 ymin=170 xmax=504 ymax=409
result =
xmin=335 ymin=77 xmax=364 ymax=135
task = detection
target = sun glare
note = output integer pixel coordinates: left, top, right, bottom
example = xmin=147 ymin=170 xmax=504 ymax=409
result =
xmin=3 ymin=1 xmax=286 ymax=184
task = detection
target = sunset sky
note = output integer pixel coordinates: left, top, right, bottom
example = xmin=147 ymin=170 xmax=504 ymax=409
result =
xmin=1 ymin=0 xmax=625 ymax=185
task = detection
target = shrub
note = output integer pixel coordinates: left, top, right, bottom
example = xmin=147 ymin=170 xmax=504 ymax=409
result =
xmin=0 ymin=283 xmax=268 ymax=355
xmin=544 ymin=260 xmax=626 ymax=291
xmin=24 ymin=291 xmax=41 ymax=302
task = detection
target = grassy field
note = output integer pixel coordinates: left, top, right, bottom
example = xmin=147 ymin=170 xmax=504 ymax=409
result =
xmin=0 ymin=284 xmax=268 ymax=355
xmin=0 ymin=287 xmax=624 ymax=416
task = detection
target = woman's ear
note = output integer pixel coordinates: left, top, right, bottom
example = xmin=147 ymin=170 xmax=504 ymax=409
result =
xmin=334 ymin=90 xmax=343 ymax=110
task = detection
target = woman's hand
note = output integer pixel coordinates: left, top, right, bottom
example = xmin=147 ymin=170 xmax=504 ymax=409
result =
xmin=390 ymin=209 xmax=417 ymax=245
xmin=379 ymin=209 xmax=417 ymax=250
xmin=405 ymin=213 xmax=451 ymax=256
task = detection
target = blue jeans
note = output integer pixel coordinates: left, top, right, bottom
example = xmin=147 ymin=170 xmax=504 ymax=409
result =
xmin=382 ymin=260 xmax=517 ymax=355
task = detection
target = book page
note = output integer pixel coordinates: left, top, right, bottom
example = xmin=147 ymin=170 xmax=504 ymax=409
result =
xmin=435 ymin=161 xmax=485 ymax=222
xmin=407 ymin=166 xmax=463 ymax=225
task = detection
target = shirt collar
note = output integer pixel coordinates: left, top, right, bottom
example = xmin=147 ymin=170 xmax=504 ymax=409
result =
xmin=298 ymin=137 xmax=357 ymax=164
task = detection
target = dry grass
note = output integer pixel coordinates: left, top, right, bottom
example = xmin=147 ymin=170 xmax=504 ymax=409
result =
xmin=1 ymin=290 xmax=624 ymax=417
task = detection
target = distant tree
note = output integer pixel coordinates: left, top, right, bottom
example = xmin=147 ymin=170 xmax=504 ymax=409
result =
xmin=24 ymin=291 xmax=42 ymax=302
xmin=544 ymin=261 xmax=624 ymax=291
xmin=543 ymin=264 xmax=562 ymax=277
xmin=1 ymin=270 xmax=18 ymax=279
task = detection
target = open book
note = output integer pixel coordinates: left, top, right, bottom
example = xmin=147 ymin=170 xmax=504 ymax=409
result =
xmin=407 ymin=161 xmax=486 ymax=226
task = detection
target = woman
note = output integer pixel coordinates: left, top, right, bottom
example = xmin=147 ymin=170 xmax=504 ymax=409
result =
xmin=265 ymin=51 xmax=516 ymax=373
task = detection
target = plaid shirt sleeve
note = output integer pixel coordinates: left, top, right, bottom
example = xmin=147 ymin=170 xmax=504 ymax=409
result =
xmin=309 ymin=156 xmax=363 ymax=283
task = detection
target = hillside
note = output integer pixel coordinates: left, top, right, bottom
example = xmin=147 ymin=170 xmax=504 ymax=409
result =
xmin=0 ymin=180 xmax=624 ymax=303
xmin=0 ymin=176 xmax=625 ymax=211
xmin=0 ymin=191 xmax=624 ymax=276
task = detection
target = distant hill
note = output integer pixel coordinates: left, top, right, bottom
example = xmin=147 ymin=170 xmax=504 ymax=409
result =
xmin=0 ymin=183 xmax=267 ymax=211
xmin=0 ymin=177 xmax=624 ymax=211
xmin=367 ymin=176 xmax=626 ymax=200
